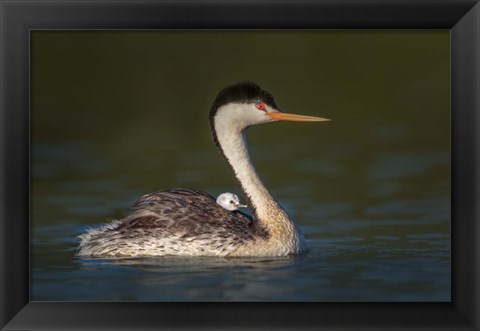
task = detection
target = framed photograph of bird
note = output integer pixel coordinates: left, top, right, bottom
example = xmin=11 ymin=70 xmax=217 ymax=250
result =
xmin=1 ymin=0 xmax=478 ymax=330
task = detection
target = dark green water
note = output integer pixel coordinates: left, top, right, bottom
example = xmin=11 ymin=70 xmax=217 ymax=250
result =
xmin=30 ymin=30 xmax=450 ymax=301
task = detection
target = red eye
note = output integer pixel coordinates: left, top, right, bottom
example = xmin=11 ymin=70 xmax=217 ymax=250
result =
xmin=256 ymin=102 xmax=266 ymax=111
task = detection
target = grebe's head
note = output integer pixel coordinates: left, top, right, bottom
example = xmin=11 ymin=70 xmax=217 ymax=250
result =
xmin=209 ymin=81 xmax=330 ymax=132
xmin=216 ymin=192 xmax=247 ymax=211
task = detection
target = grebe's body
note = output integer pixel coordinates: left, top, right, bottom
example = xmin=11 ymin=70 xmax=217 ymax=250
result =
xmin=77 ymin=82 xmax=329 ymax=257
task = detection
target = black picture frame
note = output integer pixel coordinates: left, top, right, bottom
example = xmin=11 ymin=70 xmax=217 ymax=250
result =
xmin=1 ymin=0 xmax=479 ymax=330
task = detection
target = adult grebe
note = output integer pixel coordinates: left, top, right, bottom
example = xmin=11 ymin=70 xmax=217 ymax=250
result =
xmin=77 ymin=82 xmax=330 ymax=257
xmin=216 ymin=192 xmax=247 ymax=211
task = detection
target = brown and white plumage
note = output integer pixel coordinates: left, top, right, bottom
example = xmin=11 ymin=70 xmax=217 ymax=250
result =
xmin=78 ymin=189 xmax=262 ymax=256
xmin=77 ymin=82 xmax=330 ymax=257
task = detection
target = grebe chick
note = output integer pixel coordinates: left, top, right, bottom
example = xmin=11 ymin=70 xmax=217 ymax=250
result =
xmin=77 ymin=81 xmax=330 ymax=257
xmin=216 ymin=192 xmax=248 ymax=211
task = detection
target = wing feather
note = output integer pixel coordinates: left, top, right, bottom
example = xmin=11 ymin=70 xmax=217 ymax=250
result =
xmin=77 ymin=188 xmax=265 ymax=256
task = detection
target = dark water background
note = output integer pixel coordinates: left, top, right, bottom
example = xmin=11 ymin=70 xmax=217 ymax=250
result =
xmin=30 ymin=30 xmax=450 ymax=301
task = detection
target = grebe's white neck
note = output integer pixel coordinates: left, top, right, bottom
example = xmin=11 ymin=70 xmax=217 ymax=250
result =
xmin=212 ymin=104 xmax=279 ymax=218
xmin=211 ymin=103 xmax=307 ymax=255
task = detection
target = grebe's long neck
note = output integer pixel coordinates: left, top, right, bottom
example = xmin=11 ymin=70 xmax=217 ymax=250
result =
xmin=211 ymin=105 xmax=306 ymax=254
xmin=211 ymin=106 xmax=279 ymax=220
xmin=217 ymin=129 xmax=277 ymax=218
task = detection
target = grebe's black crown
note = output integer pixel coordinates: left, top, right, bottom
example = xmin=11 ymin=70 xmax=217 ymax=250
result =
xmin=209 ymin=82 xmax=279 ymax=119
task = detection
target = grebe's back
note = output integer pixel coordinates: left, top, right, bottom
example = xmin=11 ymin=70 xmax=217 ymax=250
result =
xmin=77 ymin=189 xmax=265 ymax=257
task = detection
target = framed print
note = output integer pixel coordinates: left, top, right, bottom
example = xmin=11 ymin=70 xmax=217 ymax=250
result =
xmin=1 ymin=0 xmax=479 ymax=330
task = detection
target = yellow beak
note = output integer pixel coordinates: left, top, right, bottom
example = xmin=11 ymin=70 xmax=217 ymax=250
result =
xmin=267 ymin=112 xmax=331 ymax=122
